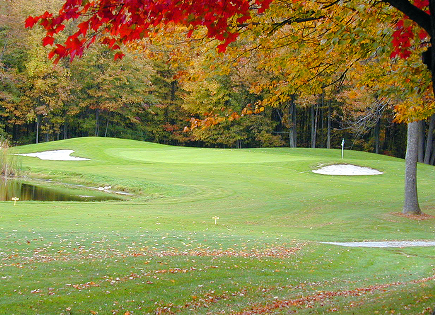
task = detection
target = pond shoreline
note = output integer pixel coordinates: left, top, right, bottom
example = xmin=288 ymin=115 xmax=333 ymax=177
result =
xmin=0 ymin=175 xmax=131 ymax=201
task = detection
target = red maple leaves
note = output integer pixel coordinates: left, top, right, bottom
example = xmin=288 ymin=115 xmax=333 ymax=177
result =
xmin=26 ymin=0 xmax=273 ymax=63
xmin=27 ymin=0 xmax=430 ymax=63
xmin=390 ymin=0 xmax=429 ymax=59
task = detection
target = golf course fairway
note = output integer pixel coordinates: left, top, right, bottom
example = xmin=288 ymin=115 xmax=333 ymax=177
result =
xmin=1 ymin=137 xmax=434 ymax=314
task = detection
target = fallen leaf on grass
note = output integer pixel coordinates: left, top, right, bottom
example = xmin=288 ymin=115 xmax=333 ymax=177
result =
xmin=391 ymin=212 xmax=435 ymax=221
xmin=232 ymin=275 xmax=435 ymax=314
xmin=70 ymin=281 xmax=99 ymax=290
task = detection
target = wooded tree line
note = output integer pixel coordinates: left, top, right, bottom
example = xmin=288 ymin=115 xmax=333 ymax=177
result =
xmin=1 ymin=0 xmax=435 ymax=164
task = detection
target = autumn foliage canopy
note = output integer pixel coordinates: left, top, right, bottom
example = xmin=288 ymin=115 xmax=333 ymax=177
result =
xmin=25 ymin=0 xmax=433 ymax=67
xmin=25 ymin=0 xmax=273 ymax=63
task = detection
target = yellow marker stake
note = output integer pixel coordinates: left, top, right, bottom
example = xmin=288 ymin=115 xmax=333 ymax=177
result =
xmin=12 ymin=197 xmax=19 ymax=206
xmin=212 ymin=216 xmax=219 ymax=225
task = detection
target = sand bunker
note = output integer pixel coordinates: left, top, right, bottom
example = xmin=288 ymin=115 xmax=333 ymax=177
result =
xmin=321 ymin=241 xmax=435 ymax=248
xmin=18 ymin=150 xmax=90 ymax=161
xmin=312 ymin=164 xmax=383 ymax=175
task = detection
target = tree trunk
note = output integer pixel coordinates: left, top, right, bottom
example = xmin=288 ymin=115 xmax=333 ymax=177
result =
xmin=374 ymin=118 xmax=381 ymax=154
xmin=429 ymin=0 xmax=435 ymax=165
xmin=311 ymin=102 xmax=318 ymax=148
xmin=170 ymin=80 xmax=177 ymax=102
xmin=63 ymin=121 xmax=68 ymax=140
xmin=104 ymin=118 xmax=109 ymax=137
xmin=327 ymin=100 xmax=331 ymax=149
xmin=95 ymin=109 xmax=100 ymax=137
xmin=403 ymin=121 xmax=422 ymax=215
xmin=35 ymin=115 xmax=40 ymax=144
xmin=430 ymin=141 xmax=435 ymax=165
xmin=236 ymin=139 xmax=242 ymax=149
xmin=418 ymin=120 xmax=425 ymax=162
xmin=424 ymin=114 xmax=435 ymax=164
xmin=289 ymin=95 xmax=297 ymax=148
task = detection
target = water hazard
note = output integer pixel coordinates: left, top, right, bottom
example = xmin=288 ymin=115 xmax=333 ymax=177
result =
xmin=0 ymin=179 xmax=120 ymax=201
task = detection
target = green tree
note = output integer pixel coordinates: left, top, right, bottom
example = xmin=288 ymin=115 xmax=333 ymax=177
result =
xmin=69 ymin=47 xmax=153 ymax=138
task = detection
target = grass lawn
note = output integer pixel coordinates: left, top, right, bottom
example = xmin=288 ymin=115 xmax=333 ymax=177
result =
xmin=1 ymin=137 xmax=435 ymax=314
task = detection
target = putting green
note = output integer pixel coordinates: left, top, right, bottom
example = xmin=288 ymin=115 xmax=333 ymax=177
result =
xmin=106 ymin=147 xmax=314 ymax=164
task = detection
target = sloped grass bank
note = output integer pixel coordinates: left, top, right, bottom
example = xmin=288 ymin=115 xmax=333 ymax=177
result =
xmin=1 ymin=137 xmax=434 ymax=314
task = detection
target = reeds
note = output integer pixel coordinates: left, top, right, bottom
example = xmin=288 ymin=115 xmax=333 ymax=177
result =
xmin=0 ymin=139 xmax=21 ymax=177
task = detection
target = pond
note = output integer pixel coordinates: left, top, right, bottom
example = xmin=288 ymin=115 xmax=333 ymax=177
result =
xmin=0 ymin=179 xmax=121 ymax=202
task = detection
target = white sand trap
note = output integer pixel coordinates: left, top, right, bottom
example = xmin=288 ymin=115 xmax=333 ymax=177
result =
xmin=321 ymin=241 xmax=435 ymax=248
xmin=312 ymin=164 xmax=383 ymax=175
xmin=18 ymin=150 xmax=90 ymax=161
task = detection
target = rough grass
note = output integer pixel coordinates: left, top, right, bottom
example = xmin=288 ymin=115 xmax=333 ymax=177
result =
xmin=1 ymin=137 xmax=435 ymax=314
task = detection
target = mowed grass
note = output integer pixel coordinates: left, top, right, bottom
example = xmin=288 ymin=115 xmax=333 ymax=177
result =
xmin=1 ymin=137 xmax=435 ymax=314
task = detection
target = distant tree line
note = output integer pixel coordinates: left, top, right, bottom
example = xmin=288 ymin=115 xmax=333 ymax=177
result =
xmin=3 ymin=0 xmax=435 ymax=165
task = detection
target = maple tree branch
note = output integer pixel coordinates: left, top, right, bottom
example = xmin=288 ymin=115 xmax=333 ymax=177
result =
xmin=272 ymin=16 xmax=326 ymax=28
xmin=238 ymin=16 xmax=324 ymax=32
xmin=321 ymin=66 xmax=351 ymax=90
xmin=381 ymin=0 xmax=431 ymax=36
xmin=268 ymin=15 xmax=326 ymax=35
xmin=321 ymin=0 xmax=344 ymax=9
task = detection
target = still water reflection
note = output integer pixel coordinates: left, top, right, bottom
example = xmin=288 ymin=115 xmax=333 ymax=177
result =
xmin=0 ymin=179 xmax=119 ymax=201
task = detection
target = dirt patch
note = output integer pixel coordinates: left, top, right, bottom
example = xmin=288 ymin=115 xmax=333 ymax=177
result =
xmin=391 ymin=212 xmax=435 ymax=221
